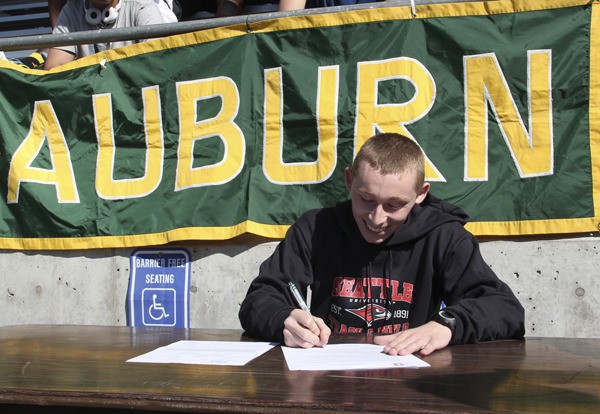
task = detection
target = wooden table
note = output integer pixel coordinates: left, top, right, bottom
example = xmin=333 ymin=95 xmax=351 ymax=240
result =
xmin=0 ymin=325 xmax=598 ymax=413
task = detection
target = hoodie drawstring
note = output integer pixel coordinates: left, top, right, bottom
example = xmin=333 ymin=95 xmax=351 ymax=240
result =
xmin=367 ymin=259 xmax=373 ymax=333
xmin=366 ymin=249 xmax=394 ymax=333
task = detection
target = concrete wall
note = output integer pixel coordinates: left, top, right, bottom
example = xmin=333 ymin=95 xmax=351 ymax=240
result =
xmin=1 ymin=234 xmax=599 ymax=338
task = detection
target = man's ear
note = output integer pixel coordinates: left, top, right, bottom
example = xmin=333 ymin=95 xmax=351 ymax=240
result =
xmin=344 ymin=167 xmax=353 ymax=192
xmin=415 ymin=182 xmax=430 ymax=204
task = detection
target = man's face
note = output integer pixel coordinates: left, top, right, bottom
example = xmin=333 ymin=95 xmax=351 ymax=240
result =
xmin=91 ymin=0 xmax=116 ymax=9
xmin=345 ymin=163 xmax=429 ymax=244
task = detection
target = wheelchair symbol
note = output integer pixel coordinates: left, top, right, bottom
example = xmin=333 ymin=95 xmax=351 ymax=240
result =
xmin=149 ymin=294 xmax=169 ymax=320
xmin=142 ymin=288 xmax=176 ymax=326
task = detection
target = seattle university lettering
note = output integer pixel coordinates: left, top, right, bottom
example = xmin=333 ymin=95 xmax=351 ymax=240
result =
xmin=331 ymin=277 xmax=414 ymax=303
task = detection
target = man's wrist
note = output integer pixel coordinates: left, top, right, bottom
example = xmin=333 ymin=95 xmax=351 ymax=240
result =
xmin=432 ymin=310 xmax=456 ymax=337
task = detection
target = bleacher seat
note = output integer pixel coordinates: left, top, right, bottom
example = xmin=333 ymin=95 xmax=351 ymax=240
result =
xmin=0 ymin=1 xmax=51 ymax=59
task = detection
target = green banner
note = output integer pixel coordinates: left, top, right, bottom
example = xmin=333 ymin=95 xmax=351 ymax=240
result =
xmin=0 ymin=0 xmax=598 ymax=250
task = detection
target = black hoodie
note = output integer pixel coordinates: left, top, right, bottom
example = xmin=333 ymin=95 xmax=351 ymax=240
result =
xmin=239 ymin=194 xmax=525 ymax=344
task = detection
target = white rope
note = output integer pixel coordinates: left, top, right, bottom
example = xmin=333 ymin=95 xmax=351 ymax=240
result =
xmin=410 ymin=0 xmax=417 ymax=17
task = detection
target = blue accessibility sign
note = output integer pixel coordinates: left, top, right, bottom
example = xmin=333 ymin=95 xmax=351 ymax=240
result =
xmin=127 ymin=248 xmax=190 ymax=328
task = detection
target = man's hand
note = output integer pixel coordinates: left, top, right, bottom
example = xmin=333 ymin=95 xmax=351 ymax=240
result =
xmin=373 ymin=321 xmax=452 ymax=356
xmin=283 ymin=309 xmax=331 ymax=348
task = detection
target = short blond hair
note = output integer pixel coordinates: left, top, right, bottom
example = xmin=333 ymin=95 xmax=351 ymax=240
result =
xmin=351 ymin=133 xmax=425 ymax=192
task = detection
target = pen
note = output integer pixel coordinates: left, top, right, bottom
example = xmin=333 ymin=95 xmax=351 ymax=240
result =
xmin=288 ymin=281 xmax=326 ymax=347
xmin=288 ymin=281 xmax=311 ymax=313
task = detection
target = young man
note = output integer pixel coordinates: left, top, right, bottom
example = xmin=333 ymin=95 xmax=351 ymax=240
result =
xmin=48 ymin=0 xmax=178 ymax=25
xmin=239 ymin=133 xmax=524 ymax=356
xmin=44 ymin=0 xmax=167 ymax=70
xmin=278 ymin=0 xmax=381 ymax=12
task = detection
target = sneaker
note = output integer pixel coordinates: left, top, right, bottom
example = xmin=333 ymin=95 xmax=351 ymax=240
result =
xmin=9 ymin=51 xmax=47 ymax=69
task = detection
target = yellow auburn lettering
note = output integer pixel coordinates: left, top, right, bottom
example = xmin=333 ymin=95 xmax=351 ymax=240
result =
xmin=7 ymin=100 xmax=79 ymax=203
xmin=464 ymin=50 xmax=553 ymax=180
xmin=263 ymin=66 xmax=338 ymax=184
xmin=355 ymin=57 xmax=444 ymax=181
xmin=175 ymin=77 xmax=244 ymax=190
xmin=6 ymin=52 xmax=553 ymax=205
xmin=94 ymin=86 xmax=164 ymax=199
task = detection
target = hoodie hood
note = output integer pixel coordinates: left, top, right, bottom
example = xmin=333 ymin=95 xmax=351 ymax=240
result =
xmin=335 ymin=193 xmax=469 ymax=248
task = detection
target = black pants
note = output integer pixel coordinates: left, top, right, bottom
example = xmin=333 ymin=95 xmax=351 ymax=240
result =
xmin=176 ymin=0 xmax=218 ymax=18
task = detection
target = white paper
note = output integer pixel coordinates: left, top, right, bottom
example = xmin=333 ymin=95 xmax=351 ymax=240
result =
xmin=127 ymin=340 xmax=277 ymax=366
xmin=282 ymin=343 xmax=430 ymax=371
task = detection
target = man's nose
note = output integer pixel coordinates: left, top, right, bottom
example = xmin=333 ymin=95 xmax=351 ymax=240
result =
xmin=369 ymin=204 xmax=386 ymax=224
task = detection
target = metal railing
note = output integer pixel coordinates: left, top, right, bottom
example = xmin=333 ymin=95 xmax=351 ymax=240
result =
xmin=0 ymin=0 xmax=476 ymax=53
